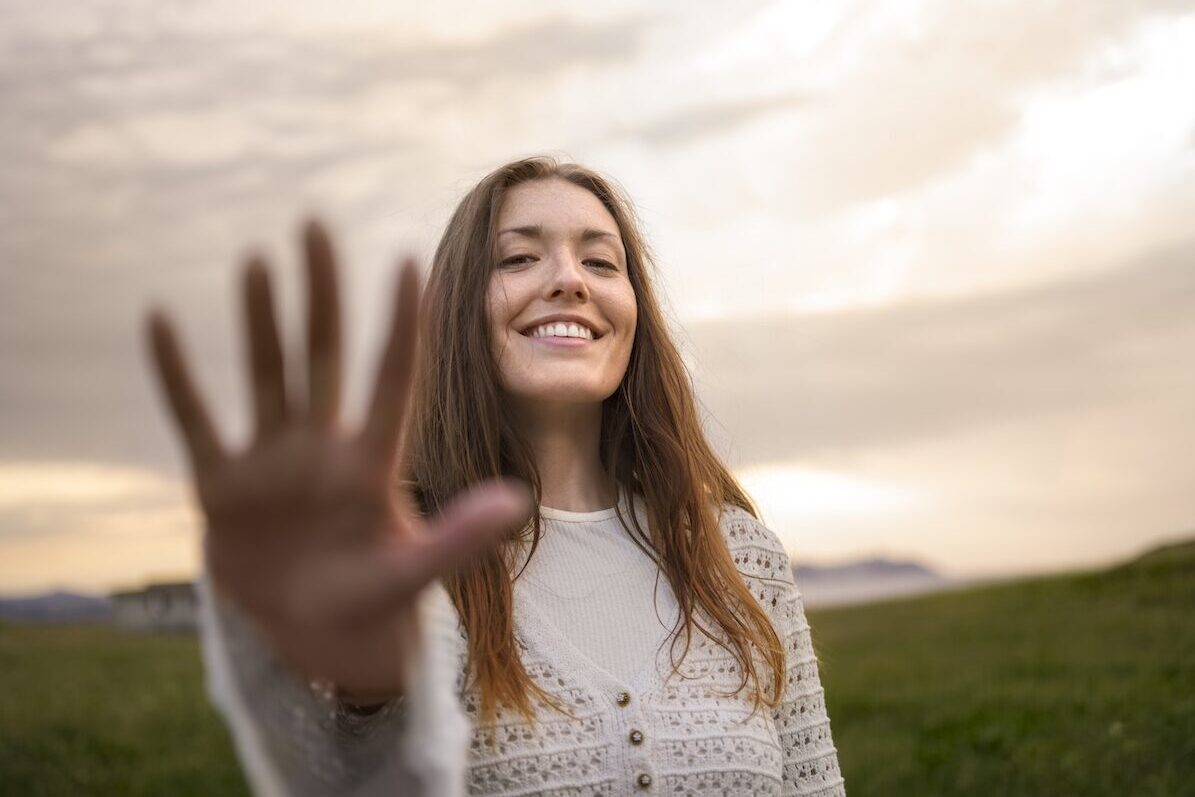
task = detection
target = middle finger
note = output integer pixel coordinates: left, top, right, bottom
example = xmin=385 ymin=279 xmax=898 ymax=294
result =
xmin=243 ymin=256 xmax=289 ymax=440
xmin=303 ymin=220 xmax=343 ymax=427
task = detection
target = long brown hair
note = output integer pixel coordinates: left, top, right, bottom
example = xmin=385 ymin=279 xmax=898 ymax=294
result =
xmin=401 ymin=155 xmax=784 ymax=722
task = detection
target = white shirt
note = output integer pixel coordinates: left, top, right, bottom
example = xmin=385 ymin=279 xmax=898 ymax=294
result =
xmin=515 ymin=489 xmax=679 ymax=685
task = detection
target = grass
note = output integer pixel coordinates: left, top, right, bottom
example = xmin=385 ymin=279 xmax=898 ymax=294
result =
xmin=809 ymin=538 xmax=1195 ymax=796
xmin=1 ymin=539 xmax=1191 ymax=796
xmin=0 ymin=623 xmax=248 ymax=796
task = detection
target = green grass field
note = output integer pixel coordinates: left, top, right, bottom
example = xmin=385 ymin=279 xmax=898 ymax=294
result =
xmin=2 ymin=540 xmax=1191 ymax=796
xmin=0 ymin=622 xmax=249 ymax=796
xmin=815 ymin=538 xmax=1195 ymax=796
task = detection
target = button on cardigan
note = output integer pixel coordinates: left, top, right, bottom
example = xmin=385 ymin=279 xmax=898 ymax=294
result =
xmin=198 ymin=501 xmax=846 ymax=796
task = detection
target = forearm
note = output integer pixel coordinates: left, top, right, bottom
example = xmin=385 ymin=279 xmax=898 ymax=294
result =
xmin=198 ymin=573 xmax=469 ymax=796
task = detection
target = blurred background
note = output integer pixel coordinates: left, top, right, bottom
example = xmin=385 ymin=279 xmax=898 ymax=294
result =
xmin=1 ymin=1 xmax=1193 ymax=794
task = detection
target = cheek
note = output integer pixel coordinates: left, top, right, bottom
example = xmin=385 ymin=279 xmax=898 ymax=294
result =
xmin=486 ymin=279 xmax=504 ymax=326
xmin=486 ymin=277 xmax=529 ymax=386
xmin=615 ymin=287 xmax=638 ymax=353
xmin=486 ymin=279 xmax=514 ymax=342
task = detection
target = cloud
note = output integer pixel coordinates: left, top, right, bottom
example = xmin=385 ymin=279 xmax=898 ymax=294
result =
xmin=613 ymin=91 xmax=811 ymax=147
xmin=614 ymin=1 xmax=1194 ymax=213
xmin=0 ymin=460 xmax=199 ymax=592
xmin=797 ymin=1 xmax=1193 ymax=208
xmin=0 ymin=462 xmax=177 ymax=512
xmin=684 ymin=238 xmax=1195 ymax=465
xmin=1 ymin=13 xmax=654 ymax=148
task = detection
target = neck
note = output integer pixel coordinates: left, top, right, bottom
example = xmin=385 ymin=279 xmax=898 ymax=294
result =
xmin=509 ymin=398 xmax=616 ymax=513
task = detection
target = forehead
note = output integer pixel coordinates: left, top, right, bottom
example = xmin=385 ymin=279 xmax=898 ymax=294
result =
xmin=496 ymin=178 xmax=621 ymax=239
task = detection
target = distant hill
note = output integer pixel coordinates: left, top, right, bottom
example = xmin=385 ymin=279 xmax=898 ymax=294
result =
xmin=1116 ymin=535 xmax=1195 ymax=571
xmin=791 ymin=535 xmax=1195 ymax=608
xmin=0 ymin=591 xmax=113 ymax=623
xmin=796 ymin=557 xmax=940 ymax=581
xmin=794 ymin=556 xmax=951 ymax=608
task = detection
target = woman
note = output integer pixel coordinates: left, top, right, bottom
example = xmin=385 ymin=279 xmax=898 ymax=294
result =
xmin=147 ymin=156 xmax=846 ymax=796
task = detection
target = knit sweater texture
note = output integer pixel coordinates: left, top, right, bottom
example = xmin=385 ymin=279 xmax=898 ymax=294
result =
xmin=199 ymin=498 xmax=846 ymax=797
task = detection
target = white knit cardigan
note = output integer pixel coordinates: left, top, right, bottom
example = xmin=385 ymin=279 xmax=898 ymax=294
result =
xmin=199 ymin=504 xmax=846 ymax=796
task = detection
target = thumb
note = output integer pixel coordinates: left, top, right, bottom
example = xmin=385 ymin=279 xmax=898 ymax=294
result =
xmin=388 ymin=478 xmax=533 ymax=595
xmin=292 ymin=479 xmax=532 ymax=629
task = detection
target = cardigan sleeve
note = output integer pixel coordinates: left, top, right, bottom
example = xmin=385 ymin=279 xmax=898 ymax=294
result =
xmin=721 ymin=507 xmax=847 ymax=796
xmin=770 ymin=569 xmax=847 ymax=796
xmin=196 ymin=570 xmax=470 ymax=797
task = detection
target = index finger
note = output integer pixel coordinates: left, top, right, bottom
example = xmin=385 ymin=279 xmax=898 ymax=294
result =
xmin=303 ymin=220 xmax=343 ymax=427
xmin=145 ymin=310 xmax=226 ymax=472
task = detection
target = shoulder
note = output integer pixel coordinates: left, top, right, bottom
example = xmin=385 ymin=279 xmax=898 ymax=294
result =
xmin=716 ymin=505 xmax=816 ymax=647
xmin=716 ymin=503 xmax=796 ymax=590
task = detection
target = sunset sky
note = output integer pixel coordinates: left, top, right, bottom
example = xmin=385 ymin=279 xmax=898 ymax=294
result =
xmin=2 ymin=0 xmax=1193 ymax=594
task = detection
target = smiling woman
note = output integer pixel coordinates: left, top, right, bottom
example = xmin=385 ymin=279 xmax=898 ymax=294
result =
xmin=147 ymin=155 xmax=845 ymax=796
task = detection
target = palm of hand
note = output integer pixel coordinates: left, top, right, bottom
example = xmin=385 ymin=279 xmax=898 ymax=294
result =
xmin=145 ymin=221 xmax=529 ymax=696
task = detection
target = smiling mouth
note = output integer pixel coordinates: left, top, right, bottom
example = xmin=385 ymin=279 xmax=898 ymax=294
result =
xmin=519 ymin=322 xmax=603 ymax=340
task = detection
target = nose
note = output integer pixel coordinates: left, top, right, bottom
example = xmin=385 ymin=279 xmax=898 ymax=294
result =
xmin=543 ymin=249 xmax=590 ymax=302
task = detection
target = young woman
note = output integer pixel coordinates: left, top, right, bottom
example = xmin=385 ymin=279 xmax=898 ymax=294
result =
xmin=147 ymin=156 xmax=846 ymax=796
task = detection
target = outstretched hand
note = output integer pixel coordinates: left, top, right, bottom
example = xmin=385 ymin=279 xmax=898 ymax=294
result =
xmin=145 ymin=220 xmax=530 ymax=697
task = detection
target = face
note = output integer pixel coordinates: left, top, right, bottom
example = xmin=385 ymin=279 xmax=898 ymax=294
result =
xmin=487 ymin=178 xmax=637 ymax=410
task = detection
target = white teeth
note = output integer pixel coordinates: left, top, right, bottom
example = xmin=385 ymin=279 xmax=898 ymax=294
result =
xmin=528 ymin=322 xmax=594 ymax=340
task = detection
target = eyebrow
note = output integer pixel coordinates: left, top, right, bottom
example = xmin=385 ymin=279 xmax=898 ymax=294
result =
xmin=497 ymin=224 xmax=620 ymax=243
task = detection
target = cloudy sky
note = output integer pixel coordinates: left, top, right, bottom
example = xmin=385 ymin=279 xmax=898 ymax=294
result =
xmin=2 ymin=0 xmax=1193 ymax=593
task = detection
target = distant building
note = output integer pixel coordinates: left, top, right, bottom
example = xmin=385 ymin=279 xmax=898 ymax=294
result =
xmin=110 ymin=581 xmax=197 ymax=632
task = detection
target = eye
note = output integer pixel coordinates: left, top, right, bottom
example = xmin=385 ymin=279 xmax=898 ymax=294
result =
xmin=586 ymin=259 xmax=617 ymax=271
xmin=497 ymin=255 xmax=535 ymax=268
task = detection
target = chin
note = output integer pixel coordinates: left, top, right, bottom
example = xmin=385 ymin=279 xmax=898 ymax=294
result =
xmin=509 ymin=380 xmax=618 ymax=406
